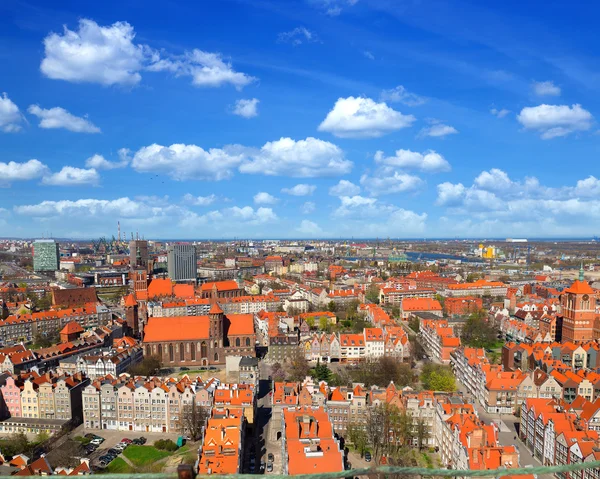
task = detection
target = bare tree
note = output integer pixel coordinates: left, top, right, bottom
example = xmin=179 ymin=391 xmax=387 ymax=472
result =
xmin=180 ymin=402 xmax=210 ymax=441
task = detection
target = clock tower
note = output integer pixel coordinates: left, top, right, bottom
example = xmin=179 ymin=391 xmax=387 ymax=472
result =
xmin=561 ymin=265 xmax=596 ymax=343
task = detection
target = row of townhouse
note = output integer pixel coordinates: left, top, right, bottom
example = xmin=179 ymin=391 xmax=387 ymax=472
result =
xmin=301 ymin=325 xmax=410 ymax=363
xmin=0 ymin=370 xmax=89 ymax=432
xmin=81 ymin=374 xmax=217 ymax=432
xmin=0 ymin=303 xmax=111 ymax=344
xmin=419 ymin=319 xmax=461 ymax=363
xmin=520 ymin=398 xmax=600 ymax=479
xmin=503 ymin=341 xmax=600 ymax=373
xmin=271 ymin=378 xmax=525 ymax=477
xmin=443 ymin=279 xmax=508 ymax=298
xmin=379 ymin=287 xmax=436 ymax=306
xmin=75 ymin=345 xmax=144 ymax=379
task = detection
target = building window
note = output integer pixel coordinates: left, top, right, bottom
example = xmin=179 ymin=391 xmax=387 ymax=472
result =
xmin=236 ymin=338 xmax=241 ymax=347
xmin=201 ymin=342 xmax=207 ymax=358
xmin=180 ymin=343 xmax=185 ymax=361
xmin=169 ymin=344 xmax=174 ymax=362
xmin=191 ymin=344 xmax=196 ymax=361
xmin=246 ymin=337 xmax=251 ymax=347
xmin=214 ymin=352 xmax=218 ymax=362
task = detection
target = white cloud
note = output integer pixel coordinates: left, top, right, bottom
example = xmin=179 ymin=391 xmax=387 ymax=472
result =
xmin=334 ymin=195 xmax=378 ymax=217
xmin=329 ymin=179 xmax=360 ymax=196
xmin=85 ymin=149 xmax=130 ymax=170
xmin=436 ymin=182 xmax=466 ymax=206
xmin=226 ymin=206 xmax=277 ymax=225
xmin=575 ymin=176 xmax=600 ymax=197
xmin=490 ymin=108 xmax=511 ymax=118
xmin=474 ymin=168 xmax=513 ymax=192
xmin=42 ymin=166 xmax=100 ymax=186
xmin=28 ymin=105 xmax=100 ymax=133
xmin=281 ymin=184 xmax=316 ymax=196
xmin=0 ymin=93 xmax=24 ymax=132
xmin=131 ymin=143 xmax=245 ymax=181
xmin=418 ymin=123 xmax=458 ymax=138
xmin=517 ymin=104 xmax=593 ymax=139
xmin=278 ymin=27 xmax=319 ymax=45
xmin=41 ymin=19 xmax=146 ymax=86
xmin=232 ymin=98 xmax=259 ymax=118
xmin=40 ymin=19 xmax=255 ymax=89
xmin=374 ymin=149 xmax=451 ymax=172
xmin=318 ymin=96 xmax=415 ymax=138
xmin=380 ymin=85 xmax=426 ymax=106
xmin=301 ymin=201 xmax=316 ymax=214
xmin=182 ymin=193 xmax=217 ymax=206
xmin=147 ymin=49 xmax=255 ymax=90
xmin=362 ymin=50 xmax=375 ymax=60
xmin=0 ymin=159 xmax=49 ymax=186
xmin=533 ymin=80 xmax=561 ymax=97
xmin=309 ymin=0 xmax=359 ymax=16
xmin=297 ymin=219 xmax=323 ymax=236
xmin=239 ymin=137 xmax=352 ymax=177
xmin=253 ymin=192 xmax=278 ymax=204
xmin=360 ymin=169 xmax=424 ymax=196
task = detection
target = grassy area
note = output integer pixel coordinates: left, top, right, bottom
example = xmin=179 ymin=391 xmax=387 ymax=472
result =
xmin=105 ymin=457 xmax=133 ymax=474
xmin=123 ymin=445 xmax=172 ymax=467
xmin=177 ymin=369 xmax=207 ymax=376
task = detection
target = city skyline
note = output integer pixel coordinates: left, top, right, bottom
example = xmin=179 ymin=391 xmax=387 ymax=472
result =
xmin=2 ymin=0 xmax=600 ymax=239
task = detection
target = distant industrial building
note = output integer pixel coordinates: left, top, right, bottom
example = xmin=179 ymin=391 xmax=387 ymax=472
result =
xmin=129 ymin=240 xmax=148 ymax=269
xmin=167 ymin=243 xmax=197 ymax=281
xmin=33 ymin=239 xmax=59 ymax=272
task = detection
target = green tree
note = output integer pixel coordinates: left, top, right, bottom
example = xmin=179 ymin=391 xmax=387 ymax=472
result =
xmin=311 ymin=360 xmax=332 ymax=382
xmin=319 ymin=316 xmax=330 ymax=332
xmin=346 ymin=422 xmax=369 ymax=456
xmin=460 ymin=310 xmax=498 ymax=348
xmin=327 ymin=300 xmax=337 ymax=312
xmin=305 ymin=316 xmax=315 ymax=329
xmin=420 ymin=363 xmax=456 ymax=392
xmin=129 ymin=355 xmax=162 ymax=376
xmin=365 ymin=284 xmax=380 ymax=304
xmin=287 ymin=356 xmax=310 ymax=381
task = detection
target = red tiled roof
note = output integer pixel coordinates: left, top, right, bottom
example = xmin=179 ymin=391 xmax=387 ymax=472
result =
xmin=143 ymin=316 xmax=209 ymax=342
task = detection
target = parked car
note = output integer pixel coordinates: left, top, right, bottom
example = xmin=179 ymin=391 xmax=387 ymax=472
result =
xmin=364 ymin=452 xmax=372 ymax=463
xmin=138 ymin=437 xmax=147 ymax=444
xmin=107 ymin=448 xmax=119 ymax=455
xmin=267 ymin=453 xmax=274 ymax=463
xmin=121 ymin=438 xmax=133 ymax=444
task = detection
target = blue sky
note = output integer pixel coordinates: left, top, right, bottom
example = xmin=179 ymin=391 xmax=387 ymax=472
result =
xmin=1 ymin=0 xmax=600 ymax=239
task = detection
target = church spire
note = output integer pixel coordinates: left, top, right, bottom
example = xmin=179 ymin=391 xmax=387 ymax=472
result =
xmin=579 ymin=262 xmax=585 ymax=281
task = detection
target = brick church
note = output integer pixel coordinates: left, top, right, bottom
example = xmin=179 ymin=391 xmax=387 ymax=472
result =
xmin=560 ymin=266 xmax=600 ymax=342
xmin=141 ymin=302 xmax=255 ymax=366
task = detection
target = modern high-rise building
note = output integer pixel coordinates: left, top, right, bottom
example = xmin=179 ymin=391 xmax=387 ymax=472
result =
xmin=167 ymin=244 xmax=197 ymax=281
xmin=129 ymin=240 xmax=148 ymax=269
xmin=33 ymin=239 xmax=59 ymax=272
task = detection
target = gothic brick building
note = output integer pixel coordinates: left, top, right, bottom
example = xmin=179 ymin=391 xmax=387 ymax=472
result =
xmin=142 ymin=302 xmax=255 ymax=366
xmin=560 ymin=267 xmax=600 ymax=343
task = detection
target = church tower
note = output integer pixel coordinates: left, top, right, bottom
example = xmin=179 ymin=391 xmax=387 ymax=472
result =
xmin=209 ymin=302 xmax=224 ymax=348
xmin=124 ymin=293 xmax=139 ymax=336
xmin=561 ymin=265 xmax=596 ymax=343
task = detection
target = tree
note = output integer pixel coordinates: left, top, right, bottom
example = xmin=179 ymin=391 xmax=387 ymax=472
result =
xmin=327 ymin=300 xmax=337 ymax=312
xmin=415 ymin=419 xmax=429 ymax=450
xmin=391 ymin=306 xmax=400 ymax=319
xmin=408 ymin=317 xmax=420 ymax=333
xmin=319 ymin=316 xmax=330 ymax=332
xmin=349 ymin=357 xmax=415 ymax=388
xmin=365 ymin=284 xmax=380 ymax=304
xmin=305 ymin=316 xmax=315 ymax=329
xmin=461 ymin=310 xmax=498 ymax=349
xmin=33 ymin=329 xmax=60 ymax=348
xmin=420 ymin=363 xmax=456 ymax=392
xmin=346 ymin=422 xmax=369 ymax=457
xmin=311 ymin=360 xmax=332 ymax=382
xmin=287 ymin=356 xmax=310 ymax=381
xmin=180 ymin=401 xmax=210 ymax=441
xmin=129 ymin=355 xmax=162 ymax=376
xmin=270 ymin=362 xmax=286 ymax=382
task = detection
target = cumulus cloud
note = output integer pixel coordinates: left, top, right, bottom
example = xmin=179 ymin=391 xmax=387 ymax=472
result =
xmin=490 ymin=108 xmax=511 ymax=118
xmin=418 ymin=123 xmax=458 ymax=138
xmin=239 ymin=137 xmax=352 ymax=177
xmin=436 ymin=169 xmax=600 ymax=224
xmin=318 ymin=96 xmax=415 ymax=138
xmin=0 ymin=93 xmax=24 ymax=132
xmin=380 ymin=85 xmax=426 ymax=106
xmin=226 ymin=206 xmax=277 ymax=225
xmin=360 ymin=169 xmax=424 ymax=196
xmin=281 ymin=184 xmax=316 ymax=196
xmin=28 ymin=105 xmax=100 ymax=133
xmin=182 ymin=193 xmax=217 ymax=206
xmin=0 ymin=159 xmax=49 ymax=186
xmin=278 ymin=27 xmax=319 ymax=45
xmin=374 ymin=149 xmax=451 ymax=172
xmin=131 ymin=143 xmax=245 ymax=181
xmin=40 ymin=19 xmax=255 ymax=89
xmin=253 ymin=192 xmax=278 ymax=204
xmin=85 ymin=149 xmax=130 ymax=170
xmin=533 ymin=80 xmax=561 ymax=97
xmin=301 ymin=201 xmax=316 ymax=214
xmin=232 ymin=98 xmax=259 ymax=118
xmin=362 ymin=50 xmax=375 ymax=60
xmin=42 ymin=166 xmax=100 ymax=186
xmin=297 ymin=219 xmax=323 ymax=235
xmin=149 ymin=49 xmax=256 ymax=89
xmin=517 ymin=104 xmax=593 ymax=139
xmin=329 ymin=179 xmax=360 ymax=196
